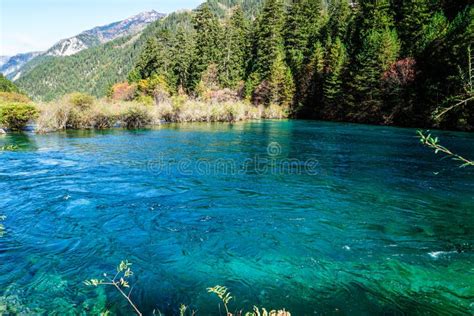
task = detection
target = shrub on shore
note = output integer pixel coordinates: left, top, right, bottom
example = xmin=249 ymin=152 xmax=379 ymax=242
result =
xmin=109 ymin=82 xmax=137 ymax=101
xmin=122 ymin=105 xmax=154 ymax=129
xmin=34 ymin=91 xmax=287 ymax=133
xmin=0 ymin=92 xmax=32 ymax=103
xmin=263 ymin=104 xmax=288 ymax=119
xmin=0 ymin=103 xmax=39 ymax=131
xmin=68 ymin=92 xmax=94 ymax=110
xmin=157 ymin=96 xmax=277 ymax=123
xmin=35 ymin=96 xmax=159 ymax=132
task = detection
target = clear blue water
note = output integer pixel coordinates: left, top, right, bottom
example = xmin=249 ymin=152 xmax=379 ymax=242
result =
xmin=0 ymin=120 xmax=473 ymax=315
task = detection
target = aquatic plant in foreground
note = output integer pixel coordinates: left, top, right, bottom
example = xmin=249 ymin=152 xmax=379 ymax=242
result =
xmin=85 ymin=261 xmax=291 ymax=315
xmin=0 ymin=215 xmax=5 ymax=237
xmin=207 ymin=285 xmax=232 ymax=315
xmin=418 ymin=45 xmax=474 ymax=168
xmin=0 ymin=144 xmax=20 ymax=151
xmin=418 ymin=131 xmax=474 ymax=167
xmin=207 ymin=285 xmax=291 ymax=316
xmin=84 ymin=260 xmax=142 ymax=316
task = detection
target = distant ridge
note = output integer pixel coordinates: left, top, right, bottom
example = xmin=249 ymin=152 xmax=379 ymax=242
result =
xmin=0 ymin=52 xmax=42 ymax=79
xmin=0 ymin=10 xmax=165 ymax=80
xmin=46 ymin=10 xmax=166 ymax=57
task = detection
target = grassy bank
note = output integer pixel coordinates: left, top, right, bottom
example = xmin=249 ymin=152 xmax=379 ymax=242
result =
xmin=0 ymin=92 xmax=288 ymax=134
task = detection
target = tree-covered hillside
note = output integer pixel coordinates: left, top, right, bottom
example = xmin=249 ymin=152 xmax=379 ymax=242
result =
xmin=129 ymin=0 xmax=473 ymax=130
xmin=14 ymin=15 xmax=172 ymax=101
xmin=15 ymin=0 xmax=473 ymax=130
xmin=0 ymin=74 xmax=21 ymax=93
xmin=15 ymin=36 xmax=140 ymax=101
xmin=14 ymin=1 xmax=260 ymax=102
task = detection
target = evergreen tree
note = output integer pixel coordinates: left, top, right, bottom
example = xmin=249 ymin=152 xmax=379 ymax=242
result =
xmin=322 ymin=0 xmax=352 ymax=41
xmin=0 ymin=74 xmax=21 ymax=93
xmin=269 ymin=51 xmax=296 ymax=106
xmin=172 ymin=26 xmax=196 ymax=93
xmin=349 ymin=0 xmax=394 ymax=51
xmin=219 ymin=6 xmax=249 ymax=89
xmin=249 ymin=0 xmax=295 ymax=105
xmin=416 ymin=6 xmax=474 ymax=129
xmin=322 ymin=37 xmax=347 ymax=118
xmin=298 ymin=41 xmax=325 ymax=117
xmin=347 ymin=0 xmax=400 ymax=122
xmin=285 ymin=0 xmax=324 ymax=75
xmin=253 ymin=0 xmax=286 ymax=79
xmin=133 ymin=30 xmax=174 ymax=82
xmin=397 ymin=0 xmax=434 ymax=56
xmin=191 ymin=4 xmax=223 ymax=89
xmin=134 ymin=37 xmax=160 ymax=80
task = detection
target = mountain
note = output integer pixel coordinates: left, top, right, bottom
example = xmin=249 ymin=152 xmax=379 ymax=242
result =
xmin=0 ymin=56 xmax=10 ymax=67
xmin=1 ymin=10 xmax=165 ymax=82
xmin=45 ymin=10 xmax=165 ymax=57
xmin=15 ymin=1 xmax=263 ymax=101
xmin=204 ymin=0 xmax=263 ymax=18
xmin=15 ymin=13 xmax=176 ymax=101
xmin=0 ymin=52 xmax=42 ymax=79
xmin=15 ymin=37 xmax=143 ymax=100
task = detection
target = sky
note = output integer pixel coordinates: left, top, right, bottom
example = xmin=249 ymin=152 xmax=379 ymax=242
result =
xmin=0 ymin=0 xmax=204 ymax=56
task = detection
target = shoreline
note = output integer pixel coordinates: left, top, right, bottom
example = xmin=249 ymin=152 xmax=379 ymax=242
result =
xmin=1 ymin=118 xmax=473 ymax=137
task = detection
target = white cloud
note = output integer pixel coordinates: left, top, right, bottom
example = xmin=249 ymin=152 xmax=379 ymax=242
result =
xmin=1 ymin=32 xmax=49 ymax=55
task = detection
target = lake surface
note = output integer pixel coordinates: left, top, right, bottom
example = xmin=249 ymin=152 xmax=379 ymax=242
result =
xmin=0 ymin=120 xmax=473 ymax=315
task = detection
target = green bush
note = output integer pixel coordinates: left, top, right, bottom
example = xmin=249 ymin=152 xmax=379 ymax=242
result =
xmin=0 ymin=74 xmax=20 ymax=93
xmin=136 ymin=95 xmax=154 ymax=107
xmin=68 ymin=92 xmax=94 ymax=110
xmin=0 ymin=92 xmax=31 ymax=103
xmin=92 ymin=112 xmax=117 ymax=129
xmin=0 ymin=103 xmax=39 ymax=131
xmin=66 ymin=108 xmax=93 ymax=129
xmin=121 ymin=106 xmax=152 ymax=129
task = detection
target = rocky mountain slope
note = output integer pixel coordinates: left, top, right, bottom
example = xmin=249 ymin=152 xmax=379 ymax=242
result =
xmin=0 ymin=52 xmax=42 ymax=79
xmin=1 ymin=11 xmax=165 ymax=80
xmin=45 ymin=10 xmax=165 ymax=57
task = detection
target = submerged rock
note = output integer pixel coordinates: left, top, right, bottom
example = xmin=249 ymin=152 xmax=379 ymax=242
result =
xmin=0 ymin=128 xmax=6 ymax=134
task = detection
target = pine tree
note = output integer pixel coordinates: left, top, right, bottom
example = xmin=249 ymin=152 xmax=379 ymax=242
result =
xmin=172 ymin=26 xmax=196 ymax=93
xmin=134 ymin=37 xmax=160 ymax=80
xmin=191 ymin=4 xmax=223 ymax=89
xmin=420 ymin=11 xmax=448 ymax=52
xmin=0 ymin=74 xmax=21 ymax=93
xmin=248 ymin=0 xmax=296 ymax=105
xmin=285 ymin=0 xmax=324 ymax=75
xmin=133 ymin=30 xmax=174 ymax=82
xmin=359 ymin=0 xmax=394 ymax=31
xmin=219 ymin=6 xmax=249 ymax=89
xmin=269 ymin=51 xmax=296 ymax=106
xmin=416 ymin=6 xmax=474 ymax=129
xmin=348 ymin=0 xmax=400 ymax=122
xmin=322 ymin=37 xmax=347 ymax=118
xmin=397 ymin=0 xmax=434 ymax=56
xmin=296 ymin=41 xmax=326 ymax=117
xmin=253 ymin=0 xmax=286 ymax=80
xmin=322 ymin=0 xmax=352 ymax=41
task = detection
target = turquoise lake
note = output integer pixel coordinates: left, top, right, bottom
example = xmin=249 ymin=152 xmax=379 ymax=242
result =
xmin=0 ymin=120 xmax=473 ymax=315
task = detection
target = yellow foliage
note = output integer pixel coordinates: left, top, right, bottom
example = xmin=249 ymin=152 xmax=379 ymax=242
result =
xmin=0 ymin=92 xmax=31 ymax=103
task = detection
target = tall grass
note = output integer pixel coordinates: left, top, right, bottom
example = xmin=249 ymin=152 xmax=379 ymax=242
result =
xmin=35 ymin=95 xmax=159 ymax=133
xmin=160 ymin=99 xmax=254 ymax=122
xmin=34 ymin=94 xmax=287 ymax=133
xmin=155 ymin=95 xmax=285 ymax=123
